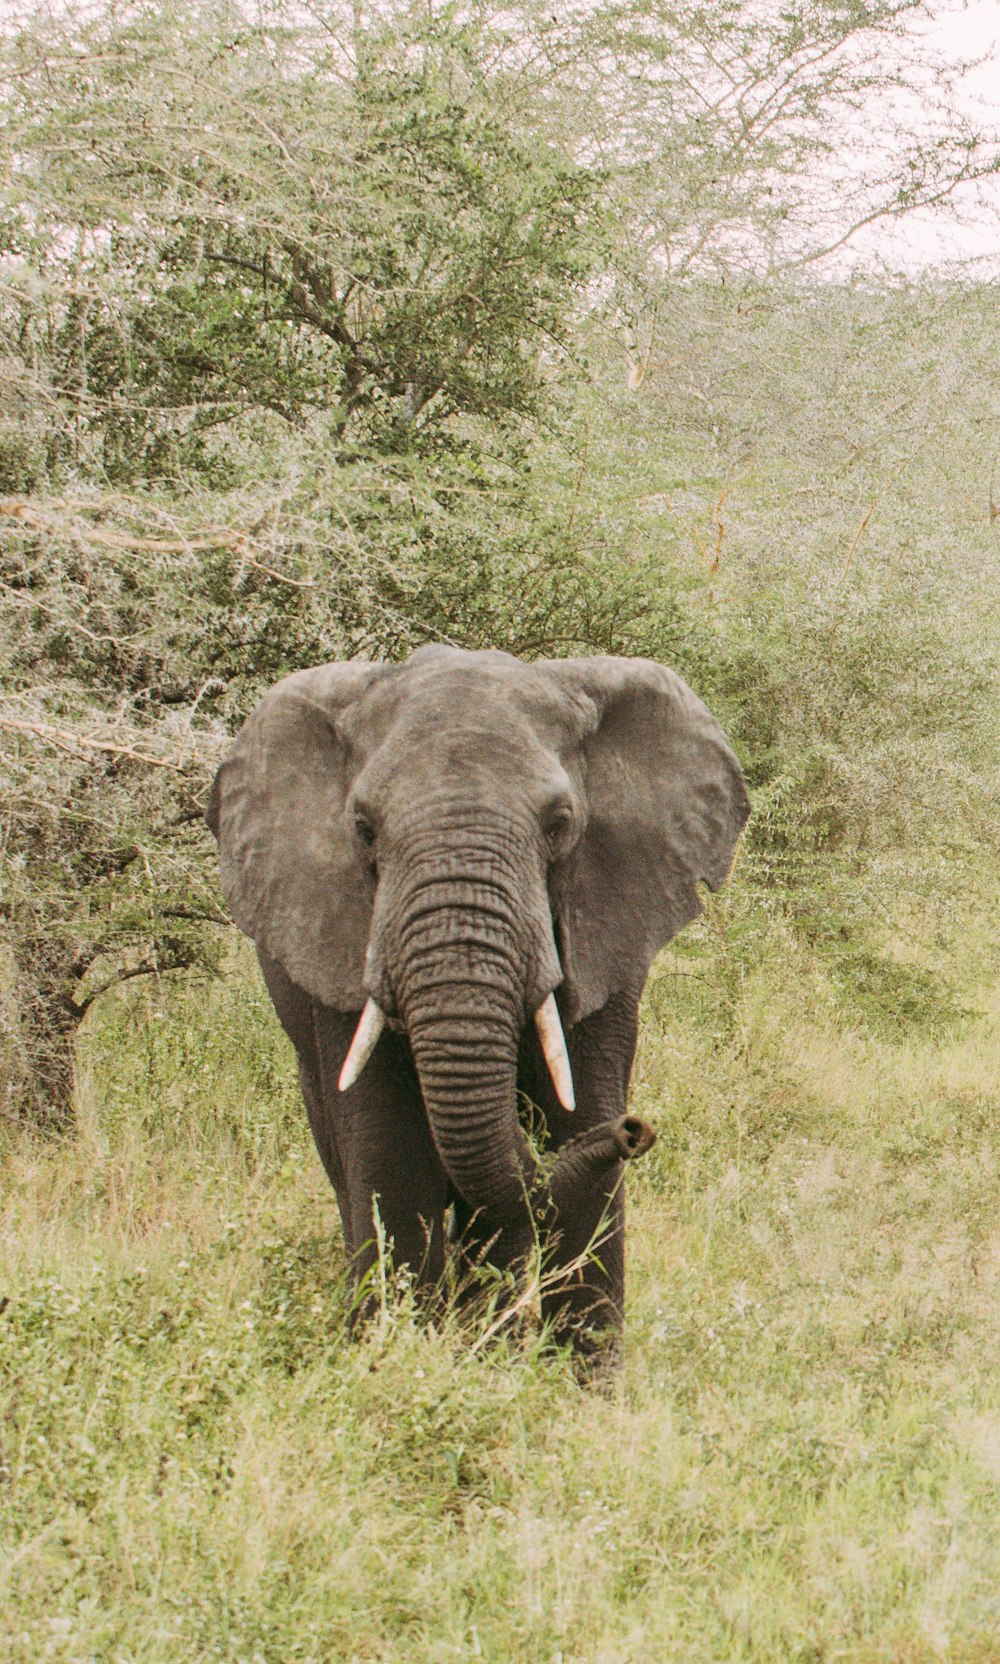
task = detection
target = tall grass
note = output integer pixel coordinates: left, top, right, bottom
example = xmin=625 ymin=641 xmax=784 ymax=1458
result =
xmin=4 ymin=894 xmax=1000 ymax=1662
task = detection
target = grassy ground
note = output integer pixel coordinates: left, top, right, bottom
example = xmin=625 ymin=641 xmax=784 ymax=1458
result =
xmin=3 ymin=900 xmax=1000 ymax=1663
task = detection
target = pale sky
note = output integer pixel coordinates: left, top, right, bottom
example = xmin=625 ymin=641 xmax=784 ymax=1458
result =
xmin=848 ymin=0 xmax=1000 ymax=271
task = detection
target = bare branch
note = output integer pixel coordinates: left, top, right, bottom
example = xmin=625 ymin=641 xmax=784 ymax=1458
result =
xmin=74 ymin=951 xmax=202 ymax=1016
xmin=0 ymin=716 xmax=199 ymax=773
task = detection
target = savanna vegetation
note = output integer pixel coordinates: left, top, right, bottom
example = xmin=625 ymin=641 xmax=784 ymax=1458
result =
xmin=4 ymin=2 xmax=1000 ymax=1658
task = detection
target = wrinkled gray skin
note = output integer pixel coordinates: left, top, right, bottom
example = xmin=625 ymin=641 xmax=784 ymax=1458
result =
xmin=208 ymin=647 xmax=749 ymax=1357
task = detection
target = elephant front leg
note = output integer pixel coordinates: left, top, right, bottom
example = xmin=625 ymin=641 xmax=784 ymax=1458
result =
xmin=448 ymin=1190 xmax=538 ymax=1316
xmin=545 ymin=1180 xmax=627 ymax=1368
xmin=522 ymin=990 xmax=644 ymax=1362
xmin=310 ymin=1009 xmax=452 ymax=1305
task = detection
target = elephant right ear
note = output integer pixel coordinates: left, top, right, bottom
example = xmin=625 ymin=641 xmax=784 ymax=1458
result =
xmin=539 ymin=656 xmax=750 ymax=1027
xmin=206 ymin=662 xmax=389 ymax=1010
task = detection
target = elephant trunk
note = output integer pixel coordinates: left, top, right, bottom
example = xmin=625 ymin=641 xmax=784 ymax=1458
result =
xmin=548 ymin=1116 xmax=656 ymax=1211
xmin=407 ymin=998 xmax=535 ymax=1225
xmin=544 ymin=1116 xmax=656 ymax=1262
xmin=387 ymin=844 xmax=549 ymax=1247
xmin=372 ymin=820 xmax=651 ymax=1259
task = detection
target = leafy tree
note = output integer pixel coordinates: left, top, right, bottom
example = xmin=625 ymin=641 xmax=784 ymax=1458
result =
xmin=0 ymin=0 xmax=627 ymax=1123
xmin=2 ymin=0 xmax=599 ymax=474
xmin=2 ymin=0 xmax=998 ymax=1122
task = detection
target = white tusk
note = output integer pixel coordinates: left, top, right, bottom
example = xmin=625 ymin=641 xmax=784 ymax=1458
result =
xmin=338 ymin=998 xmax=386 ymax=1092
xmin=535 ymin=993 xmax=575 ymax=1112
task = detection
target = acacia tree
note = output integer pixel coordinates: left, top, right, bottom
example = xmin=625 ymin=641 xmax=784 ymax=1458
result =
xmin=555 ymin=0 xmax=1000 ymax=378
xmin=2 ymin=0 xmax=997 ymax=1124
xmin=2 ymin=0 xmax=601 ymax=470
xmin=0 ymin=0 xmax=615 ymax=1124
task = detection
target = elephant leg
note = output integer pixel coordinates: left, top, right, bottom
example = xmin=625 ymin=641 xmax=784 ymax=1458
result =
xmin=311 ymin=1007 xmax=450 ymax=1300
xmin=297 ymin=1058 xmax=355 ymax=1254
xmin=519 ymin=989 xmax=641 ymax=1359
xmin=258 ymin=949 xmax=449 ymax=1301
xmin=257 ymin=948 xmax=355 ymax=1257
xmin=449 ymin=1192 xmax=518 ymax=1306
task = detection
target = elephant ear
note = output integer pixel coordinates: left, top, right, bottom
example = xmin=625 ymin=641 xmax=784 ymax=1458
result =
xmin=206 ymin=662 xmax=389 ymax=1010
xmin=542 ymin=657 xmax=750 ymax=1026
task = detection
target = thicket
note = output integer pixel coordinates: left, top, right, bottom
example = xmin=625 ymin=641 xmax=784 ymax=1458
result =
xmin=2 ymin=0 xmax=1000 ymax=1122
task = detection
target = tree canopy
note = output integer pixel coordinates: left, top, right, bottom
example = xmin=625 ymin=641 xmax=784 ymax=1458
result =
xmin=2 ymin=0 xmax=998 ymax=1121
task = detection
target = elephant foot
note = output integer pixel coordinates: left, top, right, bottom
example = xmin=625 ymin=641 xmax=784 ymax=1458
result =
xmin=571 ymin=1324 xmax=623 ymax=1387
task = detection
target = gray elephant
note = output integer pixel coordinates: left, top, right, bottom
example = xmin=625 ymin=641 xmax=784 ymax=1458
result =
xmin=207 ymin=646 xmax=748 ymax=1358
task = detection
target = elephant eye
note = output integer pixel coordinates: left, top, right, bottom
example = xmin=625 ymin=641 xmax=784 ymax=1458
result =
xmin=354 ymin=813 xmax=377 ymax=849
xmin=543 ymin=801 xmax=575 ymax=856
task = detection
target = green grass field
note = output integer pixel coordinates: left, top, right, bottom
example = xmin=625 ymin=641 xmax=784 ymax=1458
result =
xmin=6 ymin=5 xmax=1000 ymax=1655
xmin=4 ymin=894 xmax=1000 ymax=1664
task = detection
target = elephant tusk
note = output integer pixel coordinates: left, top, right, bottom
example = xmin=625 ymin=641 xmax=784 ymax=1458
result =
xmin=535 ymin=992 xmax=575 ymax=1112
xmin=338 ymin=998 xmax=386 ymax=1091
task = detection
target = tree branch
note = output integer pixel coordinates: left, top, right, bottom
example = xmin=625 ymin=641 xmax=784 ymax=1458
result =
xmin=73 ymin=950 xmax=202 ymax=1016
xmin=0 ymin=716 xmax=196 ymax=772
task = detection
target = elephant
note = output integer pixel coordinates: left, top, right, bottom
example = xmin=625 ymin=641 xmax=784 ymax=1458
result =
xmin=207 ymin=646 xmax=749 ymax=1360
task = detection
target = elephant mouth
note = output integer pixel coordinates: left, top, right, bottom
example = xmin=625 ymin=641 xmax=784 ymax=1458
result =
xmin=338 ymin=990 xmax=576 ymax=1110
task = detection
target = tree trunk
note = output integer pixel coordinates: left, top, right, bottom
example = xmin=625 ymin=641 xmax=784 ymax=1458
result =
xmin=6 ymin=938 xmax=85 ymax=1132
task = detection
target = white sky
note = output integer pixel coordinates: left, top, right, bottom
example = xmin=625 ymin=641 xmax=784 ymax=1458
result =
xmin=849 ymin=0 xmax=1000 ymax=271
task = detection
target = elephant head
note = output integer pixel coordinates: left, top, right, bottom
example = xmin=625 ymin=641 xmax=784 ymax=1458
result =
xmin=207 ymin=647 xmax=748 ymax=1235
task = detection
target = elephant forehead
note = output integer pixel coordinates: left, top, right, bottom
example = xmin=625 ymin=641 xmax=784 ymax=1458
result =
xmin=365 ymin=715 xmax=563 ymax=809
xmin=343 ymin=654 xmax=587 ymax=752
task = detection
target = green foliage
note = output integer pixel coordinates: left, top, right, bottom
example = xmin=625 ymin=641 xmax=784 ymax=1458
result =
xmin=0 ymin=0 xmax=618 ymax=1117
xmin=2 ymin=0 xmax=599 ymax=479
xmin=2 ymin=0 xmax=1000 ymax=1132
xmin=827 ymin=944 xmax=970 ymax=1037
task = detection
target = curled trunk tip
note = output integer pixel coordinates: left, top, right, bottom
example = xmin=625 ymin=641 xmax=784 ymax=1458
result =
xmin=548 ymin=1114 xmax=656 ymax=1216
xmin=615 ymin=1116 xmax=656 ymax=1160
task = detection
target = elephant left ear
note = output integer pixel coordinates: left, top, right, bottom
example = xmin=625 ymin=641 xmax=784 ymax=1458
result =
xmin=206 ymin=661 xmax=391 ymax=1010
xmin=539 ymin=657 xmax=750 ymax=1026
